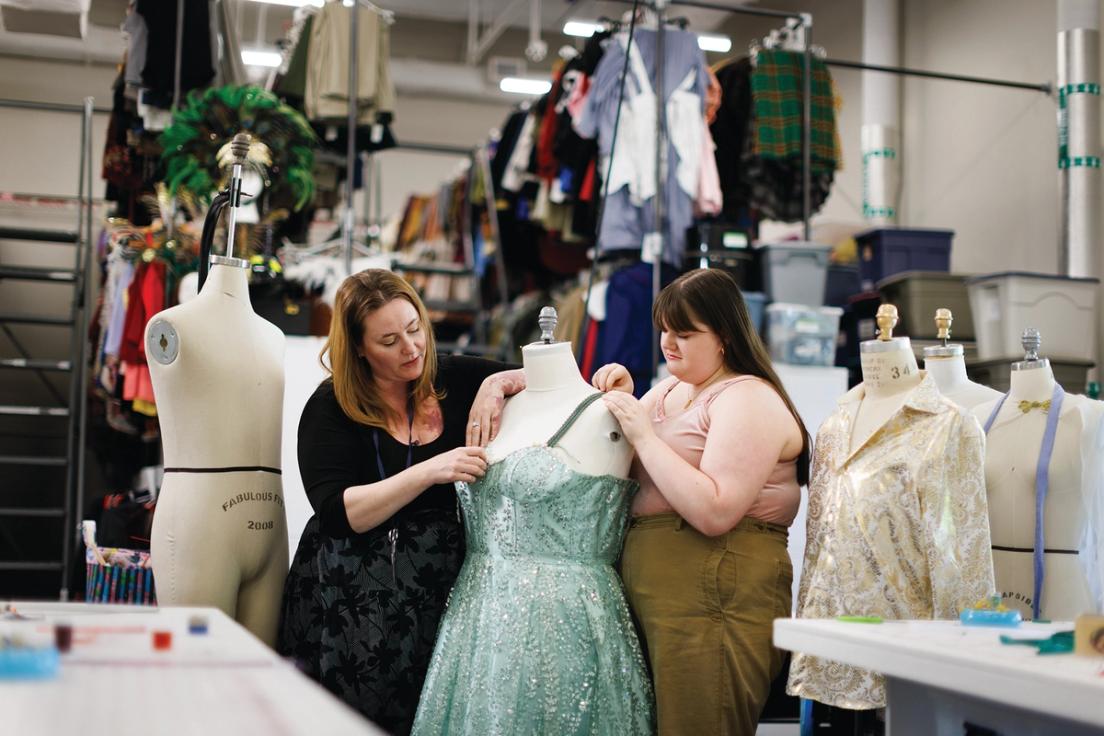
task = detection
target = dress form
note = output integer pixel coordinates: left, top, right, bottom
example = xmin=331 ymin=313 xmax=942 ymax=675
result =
xmin=971 ymin=329 xmax=1091 ymax=620
xmin=850 ymin=305 xmax=923 ymax=453
xmin=488 ymin=307 xmax=632 ymax=478
xmin=146 ymin=143 xmax=288 ymax=647
xmin=923 ymin=308 xmax=1002 ymax=410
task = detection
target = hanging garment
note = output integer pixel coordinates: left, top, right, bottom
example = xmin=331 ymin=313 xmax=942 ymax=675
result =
xmin=980 ymin=390 xmax=1104 ymax=620
xmin=304 ymin=2 xmax=394 ymax=125
xmin=411 ymin=393 xmax=654 ymax=735
xmin=121 ymin=2 xmax=148 ymax=90
xmin=576 ymin=29 xmax=708 ymax=266
xmin=595 ymin=262 xmax=678 ymax=399
xmin=697 ymin=121 xmax=723 ymax=215
xmin=135 ymin=0 xmax=213 ymax=97
xmin=787 ymin=373 xmax=994 ymax=709
xmin=741 ymin=49 xmax=839 ymax=222
xmin=710 ymin=58 xmax=754 ymax=220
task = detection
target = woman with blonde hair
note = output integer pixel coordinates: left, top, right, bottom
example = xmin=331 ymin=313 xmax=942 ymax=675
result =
xmin=279 ymin=269 xmax=522 ymax=734
xmin=594 ymin=268 xmax=809 ymax=736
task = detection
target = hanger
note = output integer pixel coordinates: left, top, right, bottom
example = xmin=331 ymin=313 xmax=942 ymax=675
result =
xmin=332 ymin=0 xmax=395 ymax=25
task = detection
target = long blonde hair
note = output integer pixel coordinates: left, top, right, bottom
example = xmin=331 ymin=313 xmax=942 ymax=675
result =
xmin=322 ymin=269 xmax=440 ymax=429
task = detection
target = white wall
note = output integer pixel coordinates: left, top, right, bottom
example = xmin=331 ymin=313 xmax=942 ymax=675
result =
xmin=900 ymin=0 xmax=1060 ymax=275
xmin=0 ymin=56 xmax=112 ymax=202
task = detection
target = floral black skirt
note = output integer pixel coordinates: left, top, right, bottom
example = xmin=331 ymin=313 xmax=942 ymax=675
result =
xmin=278 ymin=508 xmax=464 ymax=735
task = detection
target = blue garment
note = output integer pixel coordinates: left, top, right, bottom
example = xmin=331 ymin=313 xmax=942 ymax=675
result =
xmin=596 ymin=262 xmax=678 ymax=397
xmin=575 ymin=29 xmax=708 ymax=267
xmin=411 ymin=393 xmax=654 ymax=735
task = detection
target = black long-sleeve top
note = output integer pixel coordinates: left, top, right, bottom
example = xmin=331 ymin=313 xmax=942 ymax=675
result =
xmin=297 ymin=355 xmax=510 ymax=538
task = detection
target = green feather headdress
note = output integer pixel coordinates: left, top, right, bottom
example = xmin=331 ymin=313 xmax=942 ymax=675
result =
xmin=160 ymin=85 xmax=317 ymax=212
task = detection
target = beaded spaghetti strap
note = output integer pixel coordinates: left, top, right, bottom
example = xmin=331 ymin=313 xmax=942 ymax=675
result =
xmin=547 ymin=392 xmax=605 ymax=449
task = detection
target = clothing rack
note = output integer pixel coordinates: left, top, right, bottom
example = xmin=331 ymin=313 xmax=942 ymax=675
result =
xmin=598 ymin=0 xmax=811 ymax=378
xmin=373 ymin=140 xmax=511 ymax=357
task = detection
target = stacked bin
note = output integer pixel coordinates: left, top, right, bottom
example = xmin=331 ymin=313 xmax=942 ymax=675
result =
xmin=758 ymin=242 xmax=841 ymax=367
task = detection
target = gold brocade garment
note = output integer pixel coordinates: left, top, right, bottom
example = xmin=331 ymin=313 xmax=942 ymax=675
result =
xmin=786 ymin=374 xmax=995 ymax=709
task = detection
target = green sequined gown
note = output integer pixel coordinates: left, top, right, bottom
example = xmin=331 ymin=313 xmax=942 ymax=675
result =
xmin=411 ymin=394 xmax=654 ymax=735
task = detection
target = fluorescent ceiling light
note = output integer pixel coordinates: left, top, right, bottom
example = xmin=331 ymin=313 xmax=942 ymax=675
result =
xmin=563 ymin=18 xmax=732 ymax=54
xmin=697 ymin=34 xmax=732 ymax=53
xmin=245 ymin=0 xmax=324 ymax=7
xmin=563 ymin=20 xmax=599 ymax=38
xmin=500 ymin=77 xmax=552 ymax=96
xmin=241 ymin=49 xmax=282 ymax=68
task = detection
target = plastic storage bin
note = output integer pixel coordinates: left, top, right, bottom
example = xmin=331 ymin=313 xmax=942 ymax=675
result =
xmin=759 ymin=242 xmax=832 ymax=306
xmin=965 ymin=272 xmax=1099 ymax=361
xmin=743 ymin=291 xmax=767 ymax=334
xmin=855 ymin=227 xmax=953 ymax=291
xmin=767 ymin=303 xmax=843 ymax=366
xmin=875 ymin=271 xmax=975 ymax=339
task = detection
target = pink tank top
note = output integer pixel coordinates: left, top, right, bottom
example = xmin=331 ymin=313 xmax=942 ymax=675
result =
xmin=633 ymin=375 xmax=801 ymax=526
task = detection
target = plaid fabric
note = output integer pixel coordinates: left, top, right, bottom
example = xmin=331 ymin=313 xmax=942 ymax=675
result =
xmin=750 ymin=50 xmax=839 ymax=172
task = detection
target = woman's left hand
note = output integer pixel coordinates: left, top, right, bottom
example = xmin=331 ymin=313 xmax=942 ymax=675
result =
xmin=601 ymin=390 xmax=654 ymax=446
xmin=468 ymin=369 xmax=526 ymax=446
xmin=468 ymin=381 xmax=506 ymax=447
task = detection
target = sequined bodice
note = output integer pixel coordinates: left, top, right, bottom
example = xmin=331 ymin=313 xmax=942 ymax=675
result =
xmin=458 ymin=445 xmax=638 ymax=565
xmin=413 ymin=393 xmax=655 ymax=735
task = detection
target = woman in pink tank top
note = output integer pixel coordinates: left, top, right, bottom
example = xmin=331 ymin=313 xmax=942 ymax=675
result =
xmin=594 ymin=269 xmax=809 ymax=736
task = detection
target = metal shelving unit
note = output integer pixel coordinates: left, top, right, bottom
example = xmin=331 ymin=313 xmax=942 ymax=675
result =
xmin=0 ymin=97 xmax=95 ymax=599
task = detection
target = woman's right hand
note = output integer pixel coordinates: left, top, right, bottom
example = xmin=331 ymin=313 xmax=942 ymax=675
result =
xmin=422 ymin=446 xmax=489 ymax=485
xmin=591 ymin=363 xmax=634 ymax=394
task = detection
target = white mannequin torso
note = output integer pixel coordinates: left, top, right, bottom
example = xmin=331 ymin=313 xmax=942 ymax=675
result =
xmin=851 ymin=337 xmax=922 ymax=452
xmin=924 ymin=353 xmax=1002 ymax=410
xmin=146 ymin=262 xmax=288 ymax=646
xmin=971 ymin=364 xmax=1091 ymax=620
xmin=487 ymin=341 xmax=632 ymax=479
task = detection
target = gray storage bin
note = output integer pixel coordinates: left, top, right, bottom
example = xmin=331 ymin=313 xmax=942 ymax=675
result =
xmin=966 ymin=358 xmax=1094 ymax=395
xmin=875 ymin=271 xmax=975 ymax=340
xmin=759 ymin=242 xmax=832 ymax=307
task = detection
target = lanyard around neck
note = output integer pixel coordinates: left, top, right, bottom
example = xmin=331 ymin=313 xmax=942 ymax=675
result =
xmin=372 ymin=395 xmax=416 ymax=480
xmin=982 ymin=382 xmax=1065 ymax=620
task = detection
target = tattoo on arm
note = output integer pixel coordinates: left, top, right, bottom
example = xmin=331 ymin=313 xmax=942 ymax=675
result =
xmin=489 ymin=369 xmax=526 ymax=398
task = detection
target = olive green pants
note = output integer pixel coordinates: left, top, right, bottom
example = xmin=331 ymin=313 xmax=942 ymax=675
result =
xmin=620 ymin=513 xmax=792 ymax=736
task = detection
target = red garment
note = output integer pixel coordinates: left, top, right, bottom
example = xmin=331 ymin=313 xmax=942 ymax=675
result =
xmin=579 ymin=316 xmax=601 ymax=381
xmin=535 ymin=68 xmax=565 ymax=182
xmin=118 ymin=259 xmax=166 ymax=365
xmin=579 ymin=159 xmax=597 ymax=203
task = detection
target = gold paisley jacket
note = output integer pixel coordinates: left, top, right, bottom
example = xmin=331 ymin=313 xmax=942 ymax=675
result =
xmin=786 ymin=373 xmax=995 ymax=709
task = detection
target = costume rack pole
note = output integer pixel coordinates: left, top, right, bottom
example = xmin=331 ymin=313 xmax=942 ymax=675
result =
xmin=172 ymin=0 xmax=184 ymax=111
xmin=802 ymin=15 xmax=812 ymax=240
xmin=652 ymin=0 xmax=668 ymax=382
xmin=343 ymin=0 xmax=361 ymax=275
xmin=823 ymin=58 xmax=1052 ymax=93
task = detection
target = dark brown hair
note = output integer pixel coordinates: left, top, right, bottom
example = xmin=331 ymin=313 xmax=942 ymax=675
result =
xmin=653 ymin=269 xmax=811 ymax=484
xmin=322 ymin=269 xmax=441 ymax=429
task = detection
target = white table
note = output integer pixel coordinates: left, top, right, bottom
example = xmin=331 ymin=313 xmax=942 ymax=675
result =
xmin=774 ymin=618 xmax=1104 ymax=736
xmin=1 ymin=601 xmax=385 ymax=736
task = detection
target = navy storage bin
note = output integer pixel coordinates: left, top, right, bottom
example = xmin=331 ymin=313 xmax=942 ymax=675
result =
xmin=855 ymin=227 xmax=953 ymax=291
xmin=824 ymin=265 xmax=862 ymax=306
xmin=742 ymin=291 xmax=767 ymax=334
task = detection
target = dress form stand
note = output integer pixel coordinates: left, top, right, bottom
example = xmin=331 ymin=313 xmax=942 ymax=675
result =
xmin=923 ymin=308 xmax=1002 ymax=410
xmin=146 ymin=134 xmax=288 ymax=646
xmin=850 ymin=304 xmax=923 ymax=452
xmin=971 ymin=329 xmax=1091 ymax=620
xmin=488 ymin=306 xmax=633 ymax=478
